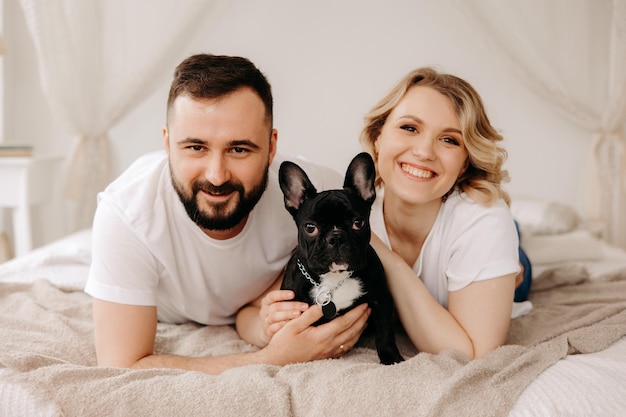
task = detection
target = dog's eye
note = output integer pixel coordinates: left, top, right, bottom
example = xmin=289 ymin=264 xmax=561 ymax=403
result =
xmin=304 ymin=223 xmax=318 ymax=236
xmin=353 ymin=218 xmax=365 ymax=230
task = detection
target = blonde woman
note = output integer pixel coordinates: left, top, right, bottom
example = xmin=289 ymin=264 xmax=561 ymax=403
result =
xmin=361 ymin=67 xmax=521 ymax=359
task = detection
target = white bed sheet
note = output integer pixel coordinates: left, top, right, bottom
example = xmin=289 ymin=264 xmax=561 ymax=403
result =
xmin=510 ymin=336 xmax=626 ymax=416
xmin=0 ymin=229 xmax=91 ymax=290
xmin=1 ymin=228 xmax=626 ymax=416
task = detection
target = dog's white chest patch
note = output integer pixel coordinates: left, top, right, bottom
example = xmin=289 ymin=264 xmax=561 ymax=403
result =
xmin=311 ymin=271 xmax=365 ymax=312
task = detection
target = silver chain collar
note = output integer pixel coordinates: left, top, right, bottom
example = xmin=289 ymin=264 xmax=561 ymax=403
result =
xmin=296 ymin=259 xmax=352 ymax=307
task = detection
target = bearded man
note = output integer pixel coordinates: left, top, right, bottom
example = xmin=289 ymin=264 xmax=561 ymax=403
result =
xmin=86 ymin=54 xmax=370 ymax=375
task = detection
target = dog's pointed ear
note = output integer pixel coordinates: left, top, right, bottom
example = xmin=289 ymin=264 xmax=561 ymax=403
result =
xmin=344 ymin=152 xmax=376 ymax=204
xmin=279 ymin=161 xmax=318 ymax=217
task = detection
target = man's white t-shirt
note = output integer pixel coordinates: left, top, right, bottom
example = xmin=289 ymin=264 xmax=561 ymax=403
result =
xmin=84 ymin=150 xmax=341 ymax=325
xmin=370 ymin=188 xmax=520 ymax=308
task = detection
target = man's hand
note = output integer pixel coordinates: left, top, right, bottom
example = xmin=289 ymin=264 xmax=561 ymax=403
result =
xmin=93 ymin=295 xmax=371 ymax=375
xmin=259 ymin=289 xmax=309 ymax=341
xmin=261 ymin=303 xmax=371 ymax=364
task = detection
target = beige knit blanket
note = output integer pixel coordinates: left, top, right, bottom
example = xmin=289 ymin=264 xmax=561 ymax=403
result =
xmin=1 ymin=267 xmax=625 ymax=417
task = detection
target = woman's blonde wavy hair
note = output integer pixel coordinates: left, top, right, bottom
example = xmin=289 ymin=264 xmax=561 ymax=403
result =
xmin=359 ymin=67 xmax=510 ymax=206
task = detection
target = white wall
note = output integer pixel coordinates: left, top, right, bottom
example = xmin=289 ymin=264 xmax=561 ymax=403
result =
xmin=4 ymin=0 xmax=592 ymax=249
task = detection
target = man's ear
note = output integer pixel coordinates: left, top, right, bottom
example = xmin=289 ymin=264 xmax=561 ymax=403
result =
xmin=268 ymin=128 xmax=278 ymax=166
xmin=163 ymin=126 xmax=170 ymax=153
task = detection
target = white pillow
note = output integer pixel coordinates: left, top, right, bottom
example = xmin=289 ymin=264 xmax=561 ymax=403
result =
xmin=522 ymin=229 xmax=605 ymax=265
xmin=511 ymin=198 xmax=580 ymax=235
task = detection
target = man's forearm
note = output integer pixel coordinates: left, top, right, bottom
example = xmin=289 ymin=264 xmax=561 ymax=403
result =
xmin=129 ymin=350 xmax=279 ymax=375
xmin=235 ymin=304 xmax=269 ymax=347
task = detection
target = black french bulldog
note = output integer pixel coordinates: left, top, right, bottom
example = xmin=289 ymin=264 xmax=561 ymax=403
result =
xmin=278 ymin=152 xmax=404 ymax=365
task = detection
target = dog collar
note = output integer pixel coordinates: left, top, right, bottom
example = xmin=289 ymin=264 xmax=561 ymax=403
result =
xmin=296 ymin=259 xmax=352 ymax=318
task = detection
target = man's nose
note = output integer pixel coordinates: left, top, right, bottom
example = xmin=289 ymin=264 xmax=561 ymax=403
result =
xmin=204 ymin=154 xmax=231 ymax=186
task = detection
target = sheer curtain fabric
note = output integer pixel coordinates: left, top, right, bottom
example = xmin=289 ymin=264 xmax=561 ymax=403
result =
xmin=19 ymin=0 xmax=230 ymax=229
xmin=455 ymin=0 xmax=626 ymax=248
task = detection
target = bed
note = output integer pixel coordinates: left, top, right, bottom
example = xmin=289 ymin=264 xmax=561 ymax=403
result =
xmin=1 ymin=199 xmax=626 ymax=417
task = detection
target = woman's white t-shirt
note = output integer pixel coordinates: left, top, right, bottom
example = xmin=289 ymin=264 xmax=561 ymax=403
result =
xmin=84 ymin=150 xmax=341 ymax=325
xmin=370 ymin=188 xmax=520 ymax=308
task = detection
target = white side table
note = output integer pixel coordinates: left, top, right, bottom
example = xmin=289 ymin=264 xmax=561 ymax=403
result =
xmin=0 ymin=155 xmax=63 ymax=258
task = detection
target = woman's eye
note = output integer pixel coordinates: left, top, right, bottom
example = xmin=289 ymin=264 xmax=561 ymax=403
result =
xmin=304 ymin=223 xmax=318 ymax=236
xmin=441 ymin=136 xmax=460 ymax=146
xmin=352 ymin=218 xmax=365 ymax=230
xmin=400 ymin=125 xmax=417 ymax=133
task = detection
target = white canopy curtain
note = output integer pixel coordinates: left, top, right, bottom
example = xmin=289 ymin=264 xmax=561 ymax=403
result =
xmin=18 ymin=0 xmax=231 ymax=230
xmin=453 ymin=0 xmax=626 ymax=249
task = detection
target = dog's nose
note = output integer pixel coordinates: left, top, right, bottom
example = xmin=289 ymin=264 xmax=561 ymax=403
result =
xmin=325 ymin=230 xmax=346 ymax=247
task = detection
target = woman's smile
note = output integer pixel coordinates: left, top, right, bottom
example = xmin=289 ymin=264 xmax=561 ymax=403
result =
xmin=400 ymin=162 xmax=437 ymax=179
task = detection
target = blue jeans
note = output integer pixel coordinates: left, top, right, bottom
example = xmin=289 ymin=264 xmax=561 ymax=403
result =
xmin=514 ymin=221 xmax=532 ymax=302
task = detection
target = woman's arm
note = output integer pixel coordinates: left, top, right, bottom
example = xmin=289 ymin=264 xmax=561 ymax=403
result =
xmin=370 ymin=234 xmax=515 ymax=359
xmin=448 ymin=274 xmax=515 ymax=358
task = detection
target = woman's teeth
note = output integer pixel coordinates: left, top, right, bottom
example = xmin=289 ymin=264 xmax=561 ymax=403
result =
xmin=401 ymin=164 xmax=434 ymax=178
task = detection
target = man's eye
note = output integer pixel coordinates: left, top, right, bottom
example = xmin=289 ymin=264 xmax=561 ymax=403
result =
xmin=352 ymin=218 xmax=365 ymax=230
xmin=231 ymin=147 xmax=249 ymax=154
xmin=189 ymin=145 xmax=204 ymax=152
xmin=304 ymin=223 xmax=318 ymax=236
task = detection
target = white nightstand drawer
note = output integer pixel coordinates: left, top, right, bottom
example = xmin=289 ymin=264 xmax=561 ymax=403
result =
xmin=0 ymin=155 xmax=63 ymax=258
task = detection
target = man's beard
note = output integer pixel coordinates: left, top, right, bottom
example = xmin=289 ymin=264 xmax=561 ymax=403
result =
xmin=171 ymin=165 xmax=269 ymax=232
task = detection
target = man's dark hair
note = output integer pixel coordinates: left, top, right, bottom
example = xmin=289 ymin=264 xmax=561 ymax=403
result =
xmin=167 ymin=53 xmax=273 ymax=125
